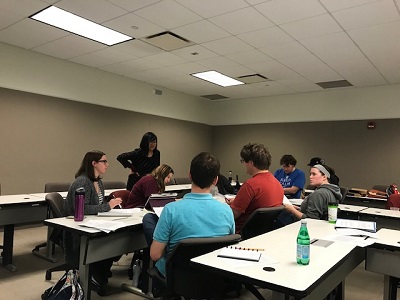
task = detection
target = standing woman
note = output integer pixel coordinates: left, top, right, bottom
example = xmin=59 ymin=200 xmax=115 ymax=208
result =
xmin=63 ymin=150 xmax=122 ymax=295
xmin=124 ymin=164 xmax=174 ymax=208
xmin=117 ymin=132 xmax=160 ymax=191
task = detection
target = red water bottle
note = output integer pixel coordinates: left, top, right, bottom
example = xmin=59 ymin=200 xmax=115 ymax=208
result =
xmin=392 ymin=184 xmax=399 ymax=194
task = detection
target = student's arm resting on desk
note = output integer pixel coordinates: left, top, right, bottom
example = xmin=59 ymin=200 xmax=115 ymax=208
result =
xmin=283 ymin=186 xmax=300 ymax=195
xmin=150 ymin=240 xmax=167 ymax=262
xmin=284 ymin=203 xmax=303 ymax=219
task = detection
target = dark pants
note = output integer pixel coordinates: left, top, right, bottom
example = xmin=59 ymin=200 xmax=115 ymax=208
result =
xmin=142 ymin=213 xmax=159 ymax=246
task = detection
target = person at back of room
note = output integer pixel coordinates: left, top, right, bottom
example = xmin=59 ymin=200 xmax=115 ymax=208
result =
xmin=117 ymin=132 xmax=160 ymax=191
xmin=307 ymin=157 xmax=340 ymax=186
xmin=225 ymin=143 xmax=284 ymax=234
xmin=274 ymin=154 xmax=305 ymax=199
xmin=285 ymin=164 xmax=341 ymax=220
xmin=63 ymin=150 xmax=122 ymax=296
xmin=123 ymin=164 xmax=174 ymax=208
xmin=147 ymin=152 xmax=235 ymax=278
xmin=216 ymin=173 xmax=236 ymax=195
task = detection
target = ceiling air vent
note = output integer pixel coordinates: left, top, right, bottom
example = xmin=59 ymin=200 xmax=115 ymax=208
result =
xmin=237 ymin=74 xmax=269 ymax=84
xmin=201 ymin=94 xmax=228 ymax=100
xmin=316 ymin=80 xmax=353 ymax=89
xmin=143 ymin=31 xmax=194 ymax=51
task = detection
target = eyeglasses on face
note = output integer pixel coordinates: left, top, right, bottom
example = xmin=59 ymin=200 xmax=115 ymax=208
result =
xmin=98 ymin=160 xmax=108 ymax=164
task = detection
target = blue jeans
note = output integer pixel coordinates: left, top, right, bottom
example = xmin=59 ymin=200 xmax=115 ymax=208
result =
xmin=142 ymin=213 xmax=159 ymax=246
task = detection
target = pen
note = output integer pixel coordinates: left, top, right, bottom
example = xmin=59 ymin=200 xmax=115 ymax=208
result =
xmin=230 ymin=246 xmax=265 ymax=251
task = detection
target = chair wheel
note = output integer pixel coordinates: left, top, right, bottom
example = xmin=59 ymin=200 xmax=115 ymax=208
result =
xmin=45 ymin=271 xmax=51 ymax=280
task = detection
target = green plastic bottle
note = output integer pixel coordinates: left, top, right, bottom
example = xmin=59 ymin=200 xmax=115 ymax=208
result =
xmin=296 ymin=219 xmax=310 ymax=265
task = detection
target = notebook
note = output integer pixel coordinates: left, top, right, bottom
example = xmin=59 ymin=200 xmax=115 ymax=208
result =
xmin=217 ymin=247 xmax=262 ymax=262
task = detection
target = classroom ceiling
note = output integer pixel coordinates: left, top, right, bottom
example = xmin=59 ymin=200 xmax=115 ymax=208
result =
xmin=1 ymin=0 xmax=400 ymax=101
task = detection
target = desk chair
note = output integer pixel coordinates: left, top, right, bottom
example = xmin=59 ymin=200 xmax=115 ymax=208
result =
xmin=44 ymin=192 xmax=70 ymax=280
xmin=339 ymin=186 xmax=349 ymax=204
xmin=241 ymin=206 xmax=285 ymax=240
xmin=148 ymin=234 xmax=241 ymax=299
xmin=32 ymin=182 xmax=71 ymax=256
xmin=102 ymin=181 xmax=126 ymax=190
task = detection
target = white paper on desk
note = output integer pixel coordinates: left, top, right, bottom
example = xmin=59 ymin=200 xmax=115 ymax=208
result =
xmin=217 ymin=252 xmax=279 ymax=268
xmin=335 ymin=228 xmax=378 ymax=239
xmin=325 ymin=230 xmax=376 ymax=247
xmin=153 ymin=207 xmax=164 ymax=217
xmin=97 ymin=208 xmax=140 ymax=217
xmin=79 ymin=219 xmax=127 ymax=233
xmin=335 ymin=219 xmax=376 ymax=232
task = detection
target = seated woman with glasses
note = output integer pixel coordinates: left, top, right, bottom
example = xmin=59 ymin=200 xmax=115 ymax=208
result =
xmin=63 ymin=150 xmax=123 ymax=296
xmin=117 ymin=132 xmax=161 ymax=191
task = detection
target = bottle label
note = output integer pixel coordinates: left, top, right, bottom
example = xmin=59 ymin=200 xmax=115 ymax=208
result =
xmin=328 ymin=206 xmax=337 ymax=223
xmin=296 ymin=244 xmax=310 ymax=260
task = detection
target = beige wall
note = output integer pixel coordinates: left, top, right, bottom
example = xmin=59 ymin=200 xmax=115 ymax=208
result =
xmin=213 ymin=120 xmax=400 ymax=190
xmin=1 ymin=87 xmax=399 ymax=195
xmin=0 ymin=88 xmax=212 ymax=194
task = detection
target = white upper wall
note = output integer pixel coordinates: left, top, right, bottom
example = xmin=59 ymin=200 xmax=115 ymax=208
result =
xmin=2 ymin=41 xmax=400 ymax=126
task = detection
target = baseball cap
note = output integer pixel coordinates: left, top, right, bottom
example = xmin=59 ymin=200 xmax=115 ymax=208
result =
xmin=307 ymin=157 xmax=324 ymax=166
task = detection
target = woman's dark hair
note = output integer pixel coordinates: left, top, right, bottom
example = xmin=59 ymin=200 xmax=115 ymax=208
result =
xmin=240 ymin=143 xmax=271 ymax=170
xmin=152 ymin=164 xmax=174 ymax=193
xmin=75 ymin=150 xmax=105 ymax=181
xmin=139 ymin=132 xmax=158 ymax=152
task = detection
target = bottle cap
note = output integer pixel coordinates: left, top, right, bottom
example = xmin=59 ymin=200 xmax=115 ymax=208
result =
xmin=301 ymin=219 xmax=307 ymax=224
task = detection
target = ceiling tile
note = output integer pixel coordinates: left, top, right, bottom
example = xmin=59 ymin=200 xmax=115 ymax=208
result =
xmin=238 ymin=26 xmax=294 ymax=48
xmin=56 ymin=0 xmax=128 ymax=23
xmin=281 ymin=14 xmax=343 ymax=40
xmin=69 ymin=47 xmax=137 ymax=67
xmin=246 ymin=59 xmax=300 ymax=80
xmin=102 ymin=12 xmax=165 ymax=39
xmin=173 ymin=20 xmax=230 ymax=44
xmin=32 ymin=35 xmax=107 ymax=59
xmin=105 ymin=0 xmax=161 ymax=12
xmin=209 ymin=7 xmax=273 ymax=35
xmin=113 ymin=39 xmax=163 ymax=57
xmin=169 ymin=62 xmax=209 ymax=74
xmin=202 ymin=36 xmax=254 ymax=55
xmin=0 ymin=9 xmax=25 ymax=30
xmin=175 ymin=0 xmax=249 ymax=18
xmin=226 ymin=49 xmax=273 ymax=66
xmin=197 ymin=56 xmax=240 ymax=69
xmin=279 ymin=53 xmax=342 ymax=82
xmin=259 ymin=41 xmax=312 ymax=59
xmin=0 ymin=18 xmax=69 ymax=49
xmin=277 ymin=77 xmax=322 ymax=93
xmin=332 ymin=0 xmax=400 ymax=30
xmin=143 ymin=52 xmax=189 ymax=66
xmin=134 ymin=0 xmax=202 ymax=29
xmin=0 ymin=0 xmax=48 ymax=16
xmin=255 ymin=0 xmax=327 ymax=25
xmin=170 ymin=45 xmax=220 ymax=61
xmin=320 ymin=0 xmax=382 ymax=12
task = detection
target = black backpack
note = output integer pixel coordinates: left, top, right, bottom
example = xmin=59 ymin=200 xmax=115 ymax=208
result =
xmin=42 ymin=270 xmax=84 ymax=300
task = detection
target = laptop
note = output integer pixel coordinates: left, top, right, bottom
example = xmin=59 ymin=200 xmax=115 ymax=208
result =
xmin=144 ymin=193 xmax=177 ymax=212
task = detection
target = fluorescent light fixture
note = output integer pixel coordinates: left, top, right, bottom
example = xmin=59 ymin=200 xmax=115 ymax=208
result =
xmin=191 ymin=71 xmax=245 ymax=87
xmin=30 ymin=6 xmax=133 ymax=46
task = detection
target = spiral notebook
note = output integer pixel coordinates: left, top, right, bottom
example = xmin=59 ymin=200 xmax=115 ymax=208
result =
xmin=218 ymin=247 xmax=262 ymax=262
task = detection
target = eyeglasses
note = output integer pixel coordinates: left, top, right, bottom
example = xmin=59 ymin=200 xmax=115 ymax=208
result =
xmin=240 ymin=159 xmax=244 ymax=163
xmin=98 ymin=160 xmax=108 ymax=164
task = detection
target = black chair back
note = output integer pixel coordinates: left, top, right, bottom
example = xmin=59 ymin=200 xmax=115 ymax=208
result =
xmin=339 ymin=186 xmax=349 ymax=204
xmin=241 ymin=206 xmax=285 ymax=240
xmin=166 ymin=234 xmax=241 ymax=299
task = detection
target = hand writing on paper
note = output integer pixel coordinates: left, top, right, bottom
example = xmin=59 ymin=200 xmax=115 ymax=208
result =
xmin=109 ymin=197 xmax=123 ymax=209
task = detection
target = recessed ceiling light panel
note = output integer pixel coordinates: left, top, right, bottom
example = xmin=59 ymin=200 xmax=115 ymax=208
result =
xmin=30 ymin=6 xmax=133 ymax=46
xmin=191 ymin=71 xmax=244 ymax=87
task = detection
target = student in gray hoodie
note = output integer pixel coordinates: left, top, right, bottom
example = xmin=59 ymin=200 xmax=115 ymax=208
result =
xmin=285 ymin=164 xmax=341 ymax=220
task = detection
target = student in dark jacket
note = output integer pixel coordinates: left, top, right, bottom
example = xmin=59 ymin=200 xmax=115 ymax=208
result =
xmin=117 ymin=132 xmax=160 ymax=191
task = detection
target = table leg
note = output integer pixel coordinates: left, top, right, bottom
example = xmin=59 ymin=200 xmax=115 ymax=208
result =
xmin=383 ymin=275 xmax=398 ymax=300
xmin=2 ymin=224 xmax=17 ymax=272
xmin=79 ymin=236 xmax=91 ymax=300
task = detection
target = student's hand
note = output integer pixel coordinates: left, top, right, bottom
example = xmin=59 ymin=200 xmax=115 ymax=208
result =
xmin=225 ymin=196 xmax=235 ymax=205
xmin=109 ymin=197 xmax=123 ymax=209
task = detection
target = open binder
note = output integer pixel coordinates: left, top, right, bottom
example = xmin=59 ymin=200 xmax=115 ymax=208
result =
xmin=217 ymin=247 xmax=262 ymax=262
xmin=335 ymin=218 xmax=377 ymax=233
